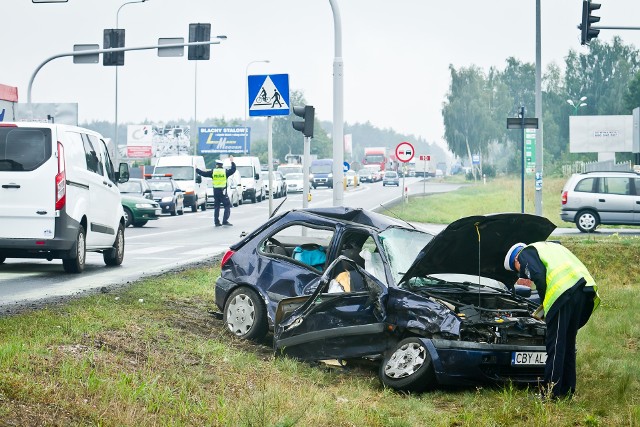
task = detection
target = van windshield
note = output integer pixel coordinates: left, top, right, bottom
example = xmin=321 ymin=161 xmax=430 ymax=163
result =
xmin=237 ymin=165 xmax=255 ymax=178
xmin=311 ymin=164 xmax=332 ymax=174
xmin=154 ymin=166 xmax=193 ymax=180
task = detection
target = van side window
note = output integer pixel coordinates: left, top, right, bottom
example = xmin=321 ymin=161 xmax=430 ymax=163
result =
xmin=100 ymin=139 xmax=116 ymax=182
xmin=601 ymin=177 xmax=631 ymax=195
xmin=81 ymin=134 xmax=101 ymax=175
xmin=574 ymin=178 xmax=595 ymax=193
xmin=635 ymin=179 xmax=640 ymax=196
xmin=86 ymin=135 xmax=105 ymax=176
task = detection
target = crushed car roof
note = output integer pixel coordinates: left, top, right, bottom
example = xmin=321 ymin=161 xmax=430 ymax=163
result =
xmin=300 ymin=207 xmax=408 ymax=230
xmin=401 ymin=213 xmax=556 ymax=286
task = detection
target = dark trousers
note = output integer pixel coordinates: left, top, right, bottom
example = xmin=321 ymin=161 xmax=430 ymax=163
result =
xmin=213 ymin=190 xmax=231 ymax=225
xmin=544 ymin=289 xmax=590 ymax=398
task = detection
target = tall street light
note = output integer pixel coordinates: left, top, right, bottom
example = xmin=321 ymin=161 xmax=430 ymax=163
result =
xmin=193 ymin=35 xmax=228 ymax=155
xmin=244 ymin=60 xmax=270 ymax=155
xmin=567 ymin=96 xmax=587 ymax=115
xmin=329 ymin=0 xmax=344 ymax=207
xmin=114 ymin=0 xmax=149 ymax=165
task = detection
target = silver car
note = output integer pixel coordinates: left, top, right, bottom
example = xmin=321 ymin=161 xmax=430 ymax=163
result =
xmin=560 ymin=171 xmax=640 ymax=232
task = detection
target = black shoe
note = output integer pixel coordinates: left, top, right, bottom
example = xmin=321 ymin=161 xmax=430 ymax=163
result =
xmin=215 ymin=223 xmax=222 ymax=227
xmin=222 ymin=222 xmax=233 ymax=226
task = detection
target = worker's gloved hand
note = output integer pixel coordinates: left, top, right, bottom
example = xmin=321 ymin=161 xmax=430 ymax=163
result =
xmin=516 ymin=278 xmax=533 ymax=288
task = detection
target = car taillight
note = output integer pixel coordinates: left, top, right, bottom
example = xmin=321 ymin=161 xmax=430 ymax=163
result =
xmin=221 ymin=249 xmax=235 ymax=268
xmin=561 ymin=190 xmax=567 ymax=205
xmin=55 ymin=142 xmax=66 ymax=210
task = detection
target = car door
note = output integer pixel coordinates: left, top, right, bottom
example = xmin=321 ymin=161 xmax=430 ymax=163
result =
xmin=274 ymin=257 xmax=388 ymax=361
xmin=596 ymin=177 xmax=634 ymax=223
xmin=634 ymin=178 xmax=640 ymax=223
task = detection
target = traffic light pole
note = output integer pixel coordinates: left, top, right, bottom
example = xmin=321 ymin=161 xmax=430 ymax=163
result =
xmin=303 ymin=135 xmax=311 ymax=209
xmin=267 ymin=116 xmax=274 ymax=216
xmin=27 ymin=40 xmax=222 ymax=103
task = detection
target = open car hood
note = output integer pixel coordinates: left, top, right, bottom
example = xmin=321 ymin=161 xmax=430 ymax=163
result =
xmin=400 ymin=213 xmax=556 ymax=287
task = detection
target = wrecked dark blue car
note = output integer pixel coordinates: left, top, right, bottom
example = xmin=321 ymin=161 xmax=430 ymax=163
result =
xmin=215 ymin=208 xmax=555 ymax=392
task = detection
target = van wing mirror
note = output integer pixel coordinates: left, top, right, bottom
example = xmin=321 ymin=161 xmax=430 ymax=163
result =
xmin=255 ymin=173 xmax=260 ymax=180
xmin=196 ymin=175 xmax=202 ymax=184
xmin=117 ymin=163 xmax=130 ymax=183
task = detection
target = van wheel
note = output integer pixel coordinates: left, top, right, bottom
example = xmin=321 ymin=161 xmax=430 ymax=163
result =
xmin=104 ymin=224 xmax=125 ymax=266
xmin=379 ymin=337 xmax=436 ymax=393
xmin=191 ymin=203 xmax=198 ymax=212
xmin=171 ymin=204 xmax=178 ymax=216
xmin=576 ymin=210 xmax=599 ymax=233
xmin=223 ymin=287 xmax=267 ymax=341
xmin=123 ymin=207 xmax=133 ymax=227
xmin=251 ymin=193 xmax=257 ymax=203
xmin=201 ymin=198 xmax=207 ymax=211
xmin=62 ymin=225 xmax=86 ymax=274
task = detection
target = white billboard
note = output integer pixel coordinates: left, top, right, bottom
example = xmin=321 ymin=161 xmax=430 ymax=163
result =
xmin=569 ymin=115 xmax=633 ymax=153
xmin=126 ymin=123 xmax=191 ymax=158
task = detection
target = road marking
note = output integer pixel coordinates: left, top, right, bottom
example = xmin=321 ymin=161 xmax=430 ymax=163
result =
xmin=128 ymin=246 xmax=181 ymax=255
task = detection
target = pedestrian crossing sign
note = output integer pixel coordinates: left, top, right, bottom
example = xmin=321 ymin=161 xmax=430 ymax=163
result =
xmin=248 ymin=74 xmax=290 ymax=117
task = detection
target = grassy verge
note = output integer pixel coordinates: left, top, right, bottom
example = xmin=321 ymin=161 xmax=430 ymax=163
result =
xmin=1 ymin=236 xmax=639 ymax=426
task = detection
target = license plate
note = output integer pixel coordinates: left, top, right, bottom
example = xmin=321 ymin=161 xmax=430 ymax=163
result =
xmin=155 ymin=209 xmax=162 ymax=215
xmin=511 ymin=351 xmax=547 ymax=366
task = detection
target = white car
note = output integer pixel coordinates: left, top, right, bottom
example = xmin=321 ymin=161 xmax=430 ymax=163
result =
xmin=261 ymin=171 xmax=286 ymax=198
xmin=285 ymin=173 xmax=306 ymax=193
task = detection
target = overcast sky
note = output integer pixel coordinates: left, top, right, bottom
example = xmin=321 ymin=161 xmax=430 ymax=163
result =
xmin=4 ymin=0 xmax=640 ymax=144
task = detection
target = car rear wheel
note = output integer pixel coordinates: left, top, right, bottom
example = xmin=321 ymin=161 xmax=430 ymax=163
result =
xmin=123 ymin=207 xmax=133 ymax=227
xmin=576 ymin=210 xmax=599 ymax=233
xmin=379 ymin=337 xmax=436 ymax=393
xmin=62 ymin=225 xmax=86 ymax=273
xmin=171 ymin=203 xmax=178 ymax=216
xmin=103 ymin=224 xmax=125 ymax=266
xmin=223 ymin=287 xmax=267 ymax=341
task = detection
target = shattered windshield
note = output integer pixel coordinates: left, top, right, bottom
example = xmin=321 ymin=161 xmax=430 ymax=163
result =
xmin=378 ymin=227 xmax=433 ymax=285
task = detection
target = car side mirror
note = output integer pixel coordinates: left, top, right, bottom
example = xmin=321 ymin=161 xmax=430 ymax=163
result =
xmin=117 ymin=163 xmax=130 ymax=183
xmin=255 ymin=173 xmax=260 ymax=180
xmin=196 ymin=175 xmax=202 ymax=184
xmin=174 ymin=188 xmax=182 ymax=194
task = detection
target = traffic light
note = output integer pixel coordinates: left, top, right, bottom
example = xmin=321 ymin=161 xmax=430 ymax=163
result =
xmin=188 ymin=23 xmax=211 ymax=60
xmin=579 ymin=0 xmax=600 ymax=45
xmin=292 ymin=105 xmax=315 ymax=138
xmin=103 ymin=29 xmax=125 ymax=66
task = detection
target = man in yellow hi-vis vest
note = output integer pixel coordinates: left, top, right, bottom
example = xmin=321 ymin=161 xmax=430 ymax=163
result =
xmin=504 ymin=241 xmax=600 ymax=399
xmin=196 ymin=156 xmax=236 ymax=227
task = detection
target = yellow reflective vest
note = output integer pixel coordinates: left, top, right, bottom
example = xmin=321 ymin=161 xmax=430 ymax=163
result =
xmin=529 ymin=242 xmax=600 ymax=314
xmin=212 ymin=168 xmax=227 ymax=188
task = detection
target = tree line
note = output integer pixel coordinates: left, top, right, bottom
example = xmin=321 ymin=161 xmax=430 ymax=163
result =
xmin=442 ymin=36 xmax=640 ymax=177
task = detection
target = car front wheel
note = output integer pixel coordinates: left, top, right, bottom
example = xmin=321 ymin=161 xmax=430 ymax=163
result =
xmin=123 ymin=207 xmax=133 ymax=227
xmin=576 ymin=210 xmax=599 ymax=233
xmin=379 ymin=337 xmax=436 ymax=393
xmin=223 ymin=287 xmax=267 ymax=341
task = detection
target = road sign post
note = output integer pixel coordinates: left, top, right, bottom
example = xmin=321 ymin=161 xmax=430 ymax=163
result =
xmin=507 ymin=108 xmax=539 ymax=213
xmin=396 ymin=142 xmax=415 ymax=204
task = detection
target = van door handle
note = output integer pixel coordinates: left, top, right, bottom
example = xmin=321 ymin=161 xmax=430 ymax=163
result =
xmin=599 ymin=199 xmax=605 ymax=202
xmin=103 ymin=181 xmax=112 ymax=187
xmin=2 ymin=184 xmax=20 ymax=189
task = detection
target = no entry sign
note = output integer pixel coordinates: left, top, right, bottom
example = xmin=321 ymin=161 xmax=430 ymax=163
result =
xmin=395 ymin=141 xmax=415 ymax=163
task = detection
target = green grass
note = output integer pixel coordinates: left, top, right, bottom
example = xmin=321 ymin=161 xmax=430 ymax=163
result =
xmin=1 ymin=178 xmax=639 ymax=426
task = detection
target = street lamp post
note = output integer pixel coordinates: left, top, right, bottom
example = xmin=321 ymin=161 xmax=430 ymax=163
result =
xmin=329 ymin=0 xmax=344 ymax=207
xmin=114 ymin=0 xmax=148 ymax=165
xmin=244 ymin=60 xmax=270 ymax=154
xmin=567 ymin=96 xmax=587 ymax=115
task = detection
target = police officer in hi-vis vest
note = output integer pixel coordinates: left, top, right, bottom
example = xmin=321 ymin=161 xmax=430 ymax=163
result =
xmin=196 ymin=156 xmax=236 ymax=227
xmin=504 ymin=241 xmax=600 ymax=399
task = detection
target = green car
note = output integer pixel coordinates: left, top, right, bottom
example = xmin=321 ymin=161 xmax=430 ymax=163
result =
xmin=121 ymin=194 xmax=161 ymax=228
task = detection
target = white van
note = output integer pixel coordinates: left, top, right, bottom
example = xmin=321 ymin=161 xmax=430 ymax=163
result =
xmin=0 ymin=122 xmax=130 ymax=273
xmin=153 ymin=155 xmax=207 ymax=212
xmin=233 ymin=156 xmax=264 ymax=203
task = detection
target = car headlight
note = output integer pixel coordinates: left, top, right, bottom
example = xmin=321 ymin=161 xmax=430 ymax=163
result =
xmin=161 ymin=196 xmax=173 ymax=202
xmin=328 ymin=173 xmax=333 ymax=178
xmin=135 ymin=203 xmax=154 ymax=208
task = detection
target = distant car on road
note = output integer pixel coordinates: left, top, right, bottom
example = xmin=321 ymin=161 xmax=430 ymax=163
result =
xmin=285 ymin=173 xmax=306 ymax=193
xmin=145 ymin=175 xmax=185 ymax=216
xmin=121 ymin=194 xmax=161 ymax=227
xmin=383 ymin=170 xmax=400 ymax=186
xmin=261 ymin=171 xmax=287 ymax=198
xmin=118 ymin=178 xmax=153 ymax=200
xmin=357 ymin=168 xmax=373 ymax=183
xmin=345 ymin=170 xmax=359 ymax=187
